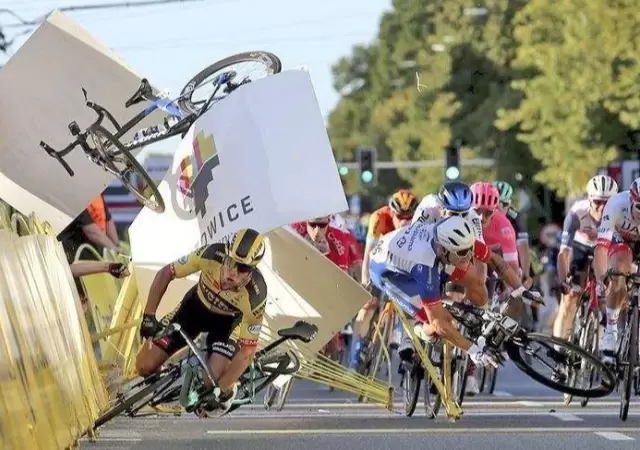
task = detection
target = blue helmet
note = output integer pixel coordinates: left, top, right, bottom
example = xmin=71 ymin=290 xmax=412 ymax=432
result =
xmin=437 ymin=181 xmax=473 ymax=212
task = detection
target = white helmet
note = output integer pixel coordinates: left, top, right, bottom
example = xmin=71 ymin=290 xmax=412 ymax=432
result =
xmin=435 ymin=216 xmax=475 ymax=252
xmin=587 ymin=175 xmax=618 ymax=199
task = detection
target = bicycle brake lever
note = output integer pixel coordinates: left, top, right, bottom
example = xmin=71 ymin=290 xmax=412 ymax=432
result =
xmin=81 ymin=87 xmax=88 ymax=103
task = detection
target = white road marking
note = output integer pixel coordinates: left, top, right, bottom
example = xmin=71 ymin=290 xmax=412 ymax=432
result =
xmin=549 ymin=413 xmax=583 ymax=422
xmin=594 ymin=431 xmax=635 ymax=441
xmin=516 ymin=401 xmax=545 ymax=407
xmin=492 ymin=391 xmax=513 ymax=397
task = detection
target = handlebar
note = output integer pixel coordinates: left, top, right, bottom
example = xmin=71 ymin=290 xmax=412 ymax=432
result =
xmin=40 ymin=140 xmax=74 ymax=176
xmin=514 ymin=289 xmax=545 ymax=307
xmin=606 ymin=268 xmax=640 ymax=284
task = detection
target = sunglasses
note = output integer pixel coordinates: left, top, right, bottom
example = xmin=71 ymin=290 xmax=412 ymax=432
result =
xmin=591 ymin=199 xmax=607 ymax=207
xmin=443 ymin=210 xmax=469 ymax=218
xmin=451 ymin=247 xmax=473 ymax=258
xmin=394 ymin=213 xmax=413 ymax=221
xmin=227 ymin=259 xmax=254 ymax=273
xmin=475 ymin=208 xmax=495 ymax=218
xmin=500 ymin=201 xmax=510 ymax=208
xmin=307 ymin=221 xmax=329 ymax=228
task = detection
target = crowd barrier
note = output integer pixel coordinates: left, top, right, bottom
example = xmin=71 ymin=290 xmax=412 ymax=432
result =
xmin=0 ymin=214 xmax=108 ymax=450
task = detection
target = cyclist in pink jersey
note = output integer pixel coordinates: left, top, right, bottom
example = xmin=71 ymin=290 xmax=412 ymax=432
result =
xmin=470 ymin=182 xmax=519 ymax=270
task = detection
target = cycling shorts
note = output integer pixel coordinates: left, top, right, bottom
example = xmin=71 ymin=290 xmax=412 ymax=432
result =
xmin=609 ymin=234 xmax=640 ymax=259
xmin=154 ymin=285 xmax=240 ymax=357
xmin=369 ymin=260 xmax=437 ymax=322
xmin=569 ymin=243 xmax=593 ymax=288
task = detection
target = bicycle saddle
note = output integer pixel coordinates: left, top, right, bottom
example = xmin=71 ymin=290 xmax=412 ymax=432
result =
xmin=277 ymin=320 xmax=318 ymax=343
xmin=125 ymin=78 xmax=153 ymax=108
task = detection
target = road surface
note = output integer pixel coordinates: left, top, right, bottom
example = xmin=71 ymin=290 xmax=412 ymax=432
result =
xmin=82 ymin=361 xmax=640 ymax=449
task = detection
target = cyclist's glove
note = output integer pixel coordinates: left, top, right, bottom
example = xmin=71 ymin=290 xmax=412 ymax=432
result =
xmin=468 ymin=342 xmax=499 ymax=369
xmin=140 ymin=314 xmax=160 ymax=339
xmin=108 ymin=262 xmax=128 ymax=278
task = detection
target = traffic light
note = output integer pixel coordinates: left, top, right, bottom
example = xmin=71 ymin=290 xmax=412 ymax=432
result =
xmin=358 ymin=147 xmax=377 ymax=186
xmin=338 ymin=165 xmax=349 ymax=176
xmin=444 ymin=144 xmax=461 ymax=180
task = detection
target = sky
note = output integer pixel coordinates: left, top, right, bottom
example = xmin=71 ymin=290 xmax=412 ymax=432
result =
xmin=1 ymin=0 xmax=391 ymax=155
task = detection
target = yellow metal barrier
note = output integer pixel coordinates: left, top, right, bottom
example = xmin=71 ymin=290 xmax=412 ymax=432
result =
xmin=0 ymin=228 xmax=109 ymax=450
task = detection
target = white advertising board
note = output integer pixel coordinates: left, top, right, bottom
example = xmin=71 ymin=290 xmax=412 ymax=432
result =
xmin=0 ymin=11 xmax=165 ymax=232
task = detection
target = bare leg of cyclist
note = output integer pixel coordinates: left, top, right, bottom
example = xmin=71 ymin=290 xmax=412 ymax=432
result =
xmin=552 ymin=292 xmax=579 ymax=344
xmin=135 ymin=341 xmax=169 ymax=377
xmin=602 ymin=248 xmax=632 ymax=364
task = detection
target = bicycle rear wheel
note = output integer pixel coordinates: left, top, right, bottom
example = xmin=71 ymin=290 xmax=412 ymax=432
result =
xmin=403 ymin=361 xmax=422 ymax=417
xmin=179 ymin=51 xmax=281 ymax=115
xmin=90 ymin=127 xmax=165 ymax=213
xmin=424 ymin=342 xmax=442 ymax=419
xmin=620 ymin=305 xmax=638 ymax=421
xmin=506 ymin=332 xmax=615 ymax=398
xmin=452 ymin=348 xmax=470 ymax=404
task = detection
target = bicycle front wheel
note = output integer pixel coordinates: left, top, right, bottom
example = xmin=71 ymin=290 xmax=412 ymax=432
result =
xmin=506 ymin=332 xmax=615 ymax=398
xmin=620 ymin=305 xmax=639 ymax=421
xmin=179 ymin=51 xmax=281 ymax=115
xmin=403 ymin=362 xmax=422 ymax=417
xmin=90 ymin=127 xmax=165 ymax=213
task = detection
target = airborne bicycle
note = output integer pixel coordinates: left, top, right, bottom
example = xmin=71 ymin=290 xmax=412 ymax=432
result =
xmin=91 ymin=319 xmax=317 ymax=430
xmin=40 ymin=51 xmax=282 ymax=213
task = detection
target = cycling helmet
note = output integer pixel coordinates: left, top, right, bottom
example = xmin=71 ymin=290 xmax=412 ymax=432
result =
xmin=630 ymin=178 xmax=640 ymax=203
xmin=435 ymin=216 xmax=476 ymax=252
xmin=470 ymin=182 xmax=500 ymax=210
xmin=493 ymin=181 xmax=514 ymax=204
xmin=438 ymin=182 xmax=473 ymax=212
xmin=227 ymin=228 xmax=265 ymax=267
xmin=587 ymin=175 xmax=618 ymax=199
xmin=389 ymin=189 xmax=419 ymax=215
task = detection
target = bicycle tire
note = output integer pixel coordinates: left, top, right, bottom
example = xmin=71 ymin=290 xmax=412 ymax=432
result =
xmin=453 ymin=350 xmax=470 ymax=404
xmin=506 ymin=332 xmax=615 ymax=398
xmin=564 ymin=306 xmax=587 ymax=407
xmin=404 ymin=362 xmax=422 ymax=417
xmin=488 ymin=366 xmax=498 ymax=394
xmin=90 ymin=127 xmax=165 ymax=213
xmin=424 ymin=343 xmax=442 ymax=419
xmin=580 ymin=310 xmax=600 ymax=408
xmin=620 ymin=305 xmax=638 ymax=421
xmin=93 ymin=371 xmax=177 ymax=429
xmin=178 ymin=51 xmax=282 ymax=115
xmin=478 ymin=365 xmax=486 ymax=393
xmin=263 ymin=384 xmax=277 ymax=410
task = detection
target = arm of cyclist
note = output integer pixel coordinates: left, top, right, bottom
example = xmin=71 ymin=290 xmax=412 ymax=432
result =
xmin=557 ymin=211 xmax=580 ymax=283
xmin=346 ymin=230 xmax=363 ymax=282
xmin=514 ymin=213 xmax=531 ymax=278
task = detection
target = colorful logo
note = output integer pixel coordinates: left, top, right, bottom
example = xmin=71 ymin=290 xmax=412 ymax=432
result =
xmin=177 ymin=130 xmax=220 ymax=218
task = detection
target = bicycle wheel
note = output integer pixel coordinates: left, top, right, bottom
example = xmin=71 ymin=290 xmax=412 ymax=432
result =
xmin=620 ymin=305 xmax=638 ymax=421
xmin=424 ymin=342 xmax=442 ymax=419
xmin=452 ymin=349 xmax=470 ymax=404
xmin=403 ymin=361 xmax=422 ymax=417
xmin=478 ymin=365 xmax=486 ymax=393
xmin=93 ymin=369 xmax=179 ymax=429
xmin=179 ymin=51 xmax=281 ymax=115
xmin=506 ymin=332 xmax=615 ymax=398
xmin=90 ymin=127 xmax=165 ymax=213
xmin=579 ymin=310 xmax=600 ymax=408
xmin=263 ymin=384 xmax=277 ymax=410
xmin=487 ymin=366 xmax=498 ymax=394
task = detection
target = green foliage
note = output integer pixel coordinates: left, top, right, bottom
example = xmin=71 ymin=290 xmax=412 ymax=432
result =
xmin=328 ymin=0 xmax=640 ymax=202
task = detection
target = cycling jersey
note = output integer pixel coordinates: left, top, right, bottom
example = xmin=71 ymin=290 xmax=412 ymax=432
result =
xmin=369 ymin=221 xmax=491 ymax=320
xmin=290 ymin=222 xmax=359 ymax=271
xmin=505 ymin=207 xmax=529 ymax=244
xmin=412 ymin=194 xmax=484 ymax=242
xmin=560 ymin=199 xmax=600 ymax=250
xmin=482 ymin=211 xmax=519 ymax=265
xmin=366 ymin=205 xmax=397 ymax=240
xmin=170 ymin=243 xmax=267 ymax=347
xmin=596 ymin=191 xmax=640 ymax=245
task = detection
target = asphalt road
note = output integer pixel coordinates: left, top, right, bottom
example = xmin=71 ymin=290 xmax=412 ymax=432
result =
xmin=81 ymin=359 xmax=640 ymax=450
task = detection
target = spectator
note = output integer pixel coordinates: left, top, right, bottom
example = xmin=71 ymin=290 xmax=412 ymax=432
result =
xmin=58 ymin=193 xmax=123 ymax=262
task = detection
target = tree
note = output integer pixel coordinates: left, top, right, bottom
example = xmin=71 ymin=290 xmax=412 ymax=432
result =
xmin=496 ymin=0 xmax=640 ymax=196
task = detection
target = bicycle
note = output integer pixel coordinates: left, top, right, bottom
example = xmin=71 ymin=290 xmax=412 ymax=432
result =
xmin=606 ymin=268 xmax=640 ymax=421
xmin=40 ymin=51 xmax=282 ymax=213
xmin=91 ymin=319 xmax=316 ymax=430
xmin=564 ymin=256 xmax=600 ymax=407
xmin=444 ymin=291 xmax=616 ymax=399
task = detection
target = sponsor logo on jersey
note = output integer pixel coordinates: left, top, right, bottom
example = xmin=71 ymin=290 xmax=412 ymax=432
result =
xmin=248 ymin=324 xmax=262 ymax=335
xmin=177 ymin=255 xmax=188 ymax=264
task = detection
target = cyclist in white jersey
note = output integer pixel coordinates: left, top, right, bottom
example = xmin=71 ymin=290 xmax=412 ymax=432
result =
xmin=595 ymin=178 xmax=640 ymax=363
xmin=369 ymin=216 xmax=499 ymax=367
xmin=555 ymin=175 xmax=618 ymax=349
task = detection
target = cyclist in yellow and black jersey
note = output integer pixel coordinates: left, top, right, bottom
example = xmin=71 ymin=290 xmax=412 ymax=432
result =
xmin=135 ymin=228 xmax=267 ymax=414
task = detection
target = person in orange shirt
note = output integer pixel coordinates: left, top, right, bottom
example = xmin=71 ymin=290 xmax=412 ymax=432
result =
xmin=350 ymin=189 xmax=418 ymax=368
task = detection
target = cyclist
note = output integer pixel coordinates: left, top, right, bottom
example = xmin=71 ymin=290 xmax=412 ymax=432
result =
xmin=554 ymin=175 xmax=618 ymax=346
xmin=135 ymin=228 xmax=267 ymax=416
xmin=354 ymin=189 xmax=418 ymax=361
xmin=412 ymin=182 xmax=488 ymax=305
xmin=329 ymin=213 xmax=363 ymax=281
xmin=494 ymin=181 xmax=532 ymax=283
xmin=369 ymin=216 xmax=499 ymax=367
xmin=594 ymin=177 xmax=640 ymax=364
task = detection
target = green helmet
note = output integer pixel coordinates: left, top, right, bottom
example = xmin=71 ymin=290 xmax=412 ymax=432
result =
xmin=493 ymin=181 xmax=514 ymax=203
